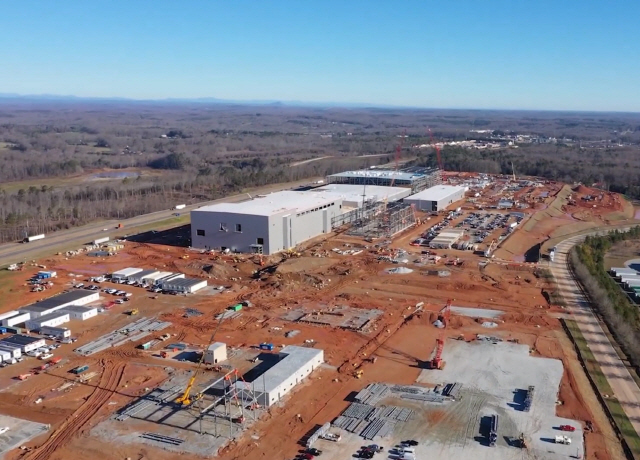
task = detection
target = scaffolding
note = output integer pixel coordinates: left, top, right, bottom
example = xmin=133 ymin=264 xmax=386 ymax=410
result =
xmin=331 ymin=200 xmax=384 ymax=229
xmin=195 ymin=369 xmax=262 ymax=438
xmin=348 ymin=202 xmax=416 ymax=240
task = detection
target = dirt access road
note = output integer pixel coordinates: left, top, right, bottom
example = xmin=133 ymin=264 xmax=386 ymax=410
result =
xmin=0 ymin=177 xmax=320 ymax=266
xmin=551 ymin=228 xmax=640 ymax=436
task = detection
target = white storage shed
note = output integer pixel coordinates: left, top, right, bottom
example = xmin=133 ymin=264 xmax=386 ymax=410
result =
xmin=26 ymin=312 xmax=70 ymax=330
xmin=40 ymin=326 xmax=71 ymax=339
xmin=0 ymin=349 xmax=11 ymax=362
xmin=127 ymin=269 xmax=159 ymax=283
xmin=243 ymin=345 xmax=324 ymax=407
xmin=160 ymin=278 xmax=207 ymax=294
xmin=111 ymin=268 xmax=143 ymax=280
xmin=204 ymin=342 xmax=227 ymax=364
xmin=2 ymin=312 xmax=31 ymax=327
xmin=0 ymin=335 xmax=45 ymax=353
xmin=63 ymin=305 xmax=98 ymax=321
xmin=19 ymin=290 xmax=99 ymax=319
xmin=143 ymin=271 xmax=174 ymax=285
xmin=0 ymin=344 xmax=22 ymax=359
xmin=0 ymin=311 xmax=20 ymax=322
xmin=404 ymin=185 xmax=467 ymax=212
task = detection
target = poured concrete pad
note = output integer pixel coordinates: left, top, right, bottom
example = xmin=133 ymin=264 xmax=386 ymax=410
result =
xmin=450 ymin=306 xmax=503 ymax=319
xmin=0 ymin=414 xmax=50 ymax=456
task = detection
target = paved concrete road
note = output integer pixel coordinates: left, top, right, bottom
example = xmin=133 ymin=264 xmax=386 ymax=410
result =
xmin=0 ymin=178 xmax=318 ymax=266
xmin=551 ymin=230 xmax=640 ymax=436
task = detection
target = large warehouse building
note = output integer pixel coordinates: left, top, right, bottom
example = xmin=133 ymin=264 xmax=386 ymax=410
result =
xmin=241 ymin=345 xmax=324 ymax=407
xmin=313 ymin=183 xmax=411 ymax=209
xmin=19 ymin=290 xmax=99 ymax=319
xmin=191 ymin=191 xmax=343 ymax=255
xmin=327 ymin=168 xmax=441 ymax=192
xmin=403 ymin=185 xmax=466 ymax=212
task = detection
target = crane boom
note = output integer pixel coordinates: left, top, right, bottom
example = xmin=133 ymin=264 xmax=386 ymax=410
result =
xmin=175 ymin=308 xmax=229 ymax=406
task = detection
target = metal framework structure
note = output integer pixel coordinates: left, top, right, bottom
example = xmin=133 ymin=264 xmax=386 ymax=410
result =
xmin=347 ymin=202 xmax=416 ymax=240
xmin=327 ymin=167 xmax=441 ymax=193
xmin=194 ymin=369 xmax=262 ymax=438
xmin=330 ymin=200 xmax=384 ymax=229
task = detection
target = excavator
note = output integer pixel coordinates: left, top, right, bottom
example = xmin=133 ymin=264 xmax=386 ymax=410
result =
xmin=175 ymin=311 xmax=228 ymax=407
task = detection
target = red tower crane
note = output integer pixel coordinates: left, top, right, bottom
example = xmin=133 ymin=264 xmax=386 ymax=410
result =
xmin=431 ymin=331 xmax=445 ymax=370
xmin=428 ymin=128 xmax=444 ymax=171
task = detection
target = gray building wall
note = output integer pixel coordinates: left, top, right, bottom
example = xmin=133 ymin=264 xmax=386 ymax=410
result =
xmin=191 ymin=201 xmax=341 ymax=255
xmin=405 ymin=188 xmax=465 ymax=212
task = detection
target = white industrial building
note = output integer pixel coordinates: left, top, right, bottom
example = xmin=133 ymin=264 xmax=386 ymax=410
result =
xmin=26 ymin=312 xmax=70 ymax=330
xmin=242 ymin=345 xmax=324 ymax=407
xmin=429 ymin=229 xmax=466 ymax=249
xmin=0 ymin=344 xmax=22 ymax=359
xmin=0 ymin=311 xmax=20 ymax=322
xmin=404 ymin=185 xmax=466 ymax=212
xmin=111 ymin=267 xmax=143 ymax=280
xmin=0 ymin=335 xmax=45 ymax=353
xmin=40 ymin=326 xmax=71 ymax=339
xmin=63 ymin=305 xmax=98 ymax=321
xmin=19 ymin=290 xmax=100 ymax=319
xmin=313 ymin=183 xmax=411 ymax=209
xmin=0 ymin=349 xmax=11 ymax=362
xmin=141 ymin=271 xmax=173 ymax=285
xmin=126 ymin=269 xmax=159 ymax=283
xmin=160 ymin=277 xmax=207 ymax=294
xmin=191 ymin=191 xmax=343 ymax=255
xmin=2 ymin=312 xmax=31 ymax=327
xmin=204 ymin=342 xmax=227 ymax=364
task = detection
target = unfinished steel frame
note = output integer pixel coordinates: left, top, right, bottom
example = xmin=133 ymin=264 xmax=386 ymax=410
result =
xmin=348 ymin=202 xmax=416 ymax=240
xmin=194 ymin=369 xmax=261 ymax=438
xmin=331 ymin=200 xmax=385 ymax=229
xmin=327 ymin=168 xmax=441 ymax=193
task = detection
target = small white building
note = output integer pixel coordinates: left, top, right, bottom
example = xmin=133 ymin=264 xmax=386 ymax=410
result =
xmin=26 ymin=312 xmax=70 ymax=330
xmin=111 ymin=267 xmax=143 ymax=280
xmin=0 ymin=311 xmax=20 ymax=322
xmin=0 ymin=349 xmax=11 ymax=362
xmin=243 ymin=345 xmax=324 ymax=407
xmin=0 ymin=335 xmax=45 ymax=353
xmin=2 ymin=312 xmax=31 ymax=327
xmin=429 ymin=230 xmax=465 ymax=249
xmin=40 ymin=326 xmax=71 ymax=339
xmin=141 ymin=271 xmax=173 ymax=285
xmin=127 ymin=269 xmax=160 ymax=283
xmin=62 ymin=305 xmax=98 ymax=321
xmin=160 ymin=277 xmax=207 ymax=294
xmin=204 ymin=342 xmax=227 ymax=364
xmin=0 ymin=344 xmax=22 ymax=359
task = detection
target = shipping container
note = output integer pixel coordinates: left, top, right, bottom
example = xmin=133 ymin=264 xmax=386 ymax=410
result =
xmin=259 ymin=343 xmax=274 ymax=351
xmin=229 ymin=304 xmax=243 ymax=312
xmin=72 ymin=365 xmax=89 ymax=374
xmin=93 ymin=236 xmax=110 ymax=246
xmin=49 ymin=357 xmax=62 ymax=364
xmin=139 ymin=341 xmax=152 ymax=350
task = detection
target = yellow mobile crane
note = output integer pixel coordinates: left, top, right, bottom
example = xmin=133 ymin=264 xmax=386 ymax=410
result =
xmin=175 ymin=311 xmax=228 ymax=406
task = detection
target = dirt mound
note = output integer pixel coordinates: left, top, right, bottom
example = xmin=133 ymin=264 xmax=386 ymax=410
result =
xmin=276 ymin=257 xmax=336 ymax=274
xmin=573 ymin=184 xmax=593 ymax=194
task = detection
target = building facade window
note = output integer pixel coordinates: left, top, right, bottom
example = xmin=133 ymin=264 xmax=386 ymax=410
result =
xmin=235 ymin=223 xmax=242 ymax=232
xmin=196 ymin=229 xmax=205 ymax=236
xmin=219 ymin=223 xmax=228 ymax=232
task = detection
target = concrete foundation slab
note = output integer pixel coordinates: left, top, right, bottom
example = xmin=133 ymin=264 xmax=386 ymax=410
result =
xmin=0 ymin=414 xmax=50 ymax=456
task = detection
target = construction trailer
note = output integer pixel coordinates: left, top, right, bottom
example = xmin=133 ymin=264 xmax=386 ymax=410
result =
xmin=40 ymin=326 xmax=71 ymax=339
xmin=0 ymin=311 xmax=20 ymax=322
xmin=25 ymin=312 xmax=70 ymax=330
xmin=111 ymin=267 xmax=143 ymax=281
xmin=19 ymin=290 xmax=99 ymax=319
xmin=126 ymin=269 xmax=160 ymax=284
xmin=62 ymin=305 xmax=98 ymax=321
xmin=0 ymin=349 xmax=11 ymax=362
xmin=403 ymin=185 xmax=467 ymax=212
xmin=204 ymin=342 xmax=227 ymax=364
xmin=160 ymin=277 xmax=207 ymax=294
xmin=140 ymin=271 xmax=173 ymax=285
xmin=191 ymin=190 xmax=343 ymax=255
xmin=0 ymin=343 xmax=22 ymax=359
xmin=0 ymin=334 xmax=45 ymax=353
xmin=611 ymin=267 xmax=639 ymax=278
xmin=1 ymin=312 xmax=31 ymax=327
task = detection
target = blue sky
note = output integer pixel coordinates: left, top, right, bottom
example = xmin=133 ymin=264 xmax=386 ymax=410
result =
xmin=1 ymin=1 xmax=639 ymax=111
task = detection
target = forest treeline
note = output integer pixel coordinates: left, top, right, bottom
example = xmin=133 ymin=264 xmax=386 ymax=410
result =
xmin=1 ymin=103 xmax=640 ymax=242
xmin=570 ymin=227 xmax=640 ymax=370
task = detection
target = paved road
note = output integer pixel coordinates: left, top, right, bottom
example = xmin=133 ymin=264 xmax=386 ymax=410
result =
xmin=551 ymin=230 xmax=640 ymax=435
xmin=0 ymin=178 xmax=318 ymax=266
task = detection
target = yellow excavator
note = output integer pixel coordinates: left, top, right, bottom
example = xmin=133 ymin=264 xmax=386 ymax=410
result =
xmin=175 ymin=310 xmax=228 ymax=406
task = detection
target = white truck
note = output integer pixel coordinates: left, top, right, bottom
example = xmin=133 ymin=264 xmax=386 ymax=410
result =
xmin=555 ymin=435 xmax=571 ymax=445
xmin=175 ymin=204 xmax=186 ymax=210
xmin=23 ymin=234 xmax=45 ymax=243
xmin=93 ymin=236 xmax=110 ymax=245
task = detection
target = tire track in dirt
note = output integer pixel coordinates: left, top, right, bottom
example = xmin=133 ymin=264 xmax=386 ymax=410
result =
xmin=25 ymin=360 xmax=126 ymax=460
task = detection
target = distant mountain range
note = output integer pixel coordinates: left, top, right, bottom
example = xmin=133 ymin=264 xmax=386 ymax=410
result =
xmin=0 ymin=93 xmax=405 ymax=109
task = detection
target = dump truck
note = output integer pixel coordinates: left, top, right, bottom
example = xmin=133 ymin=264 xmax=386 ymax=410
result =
xmin=555 ymin=435 xmax=571 ymax=445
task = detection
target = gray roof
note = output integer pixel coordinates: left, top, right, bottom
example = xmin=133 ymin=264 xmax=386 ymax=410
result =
xmin=39 ymin=326 xmax=70 ymax=333
xmin=28 ymin=311 xmax=70 ymax=324
xmin=20 ymin=290 xmax=96 ymax=313
xmin=245 ymin=346 xmax=323 ymax=394
xmin=329 ymin=170 xmax=424 ymax=181
xmin=63 ymin=305 xmax=97 ymax=313
xmin=1 ymin=334 xmax=44 ymax=346
xmin=130 ymin=269 xmax=159 ymax=278
xmin=406 ymin=185 xmax=466 ymax=202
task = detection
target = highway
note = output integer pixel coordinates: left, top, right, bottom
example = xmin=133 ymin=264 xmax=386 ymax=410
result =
xmin=0 ymin=178 xmax=318 ymax=266
xmin=551 ymin=229 xmax=640 ymax=436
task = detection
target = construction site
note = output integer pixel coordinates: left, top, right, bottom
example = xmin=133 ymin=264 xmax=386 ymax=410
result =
xmin=0 ymin=166 xmax=636 ymax=460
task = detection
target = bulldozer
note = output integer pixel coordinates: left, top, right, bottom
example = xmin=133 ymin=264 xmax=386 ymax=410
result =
xmin=354 ymin=369 xmax=364 ymax=379
xmin=127 ymin=309 xmax=139 ymax=316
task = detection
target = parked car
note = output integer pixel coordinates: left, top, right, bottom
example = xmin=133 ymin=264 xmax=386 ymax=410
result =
xmin=559 ymin=425 xmax=576 ymax=432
